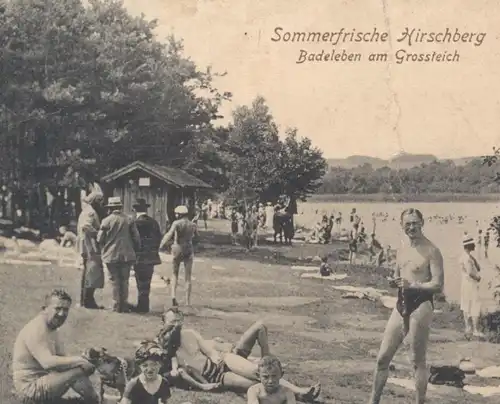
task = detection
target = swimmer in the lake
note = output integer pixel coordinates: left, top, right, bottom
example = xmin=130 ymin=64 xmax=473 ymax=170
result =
xmin=367 ymin=208 xmax=444 ymax=404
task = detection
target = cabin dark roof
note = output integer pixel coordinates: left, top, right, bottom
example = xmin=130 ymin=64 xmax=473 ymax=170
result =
xmin=101 ymin=161 xmax=212 ymax=189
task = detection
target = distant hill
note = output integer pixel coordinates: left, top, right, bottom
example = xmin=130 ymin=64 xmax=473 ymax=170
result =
xmin=389 ymin=152 xmax=437 ymax=169
xmin=450 ymin=156 xmax=480 ymax=166
xmin=327 ymin=153 xmax=482 ymax=169
xmin=327 ymin=155 xmax=387 ymax=169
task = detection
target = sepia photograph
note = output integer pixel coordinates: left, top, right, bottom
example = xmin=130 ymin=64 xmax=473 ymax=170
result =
xmin=1 ymin=0 xmax=500 ymax=403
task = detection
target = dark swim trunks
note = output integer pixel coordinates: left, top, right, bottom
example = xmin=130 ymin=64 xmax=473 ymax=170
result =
xmin=201 ymin=357 xmax=228 ymax=383
xmin=397 ymin=288 xmax=434 ymax=332
xmin=396 ymin=288 xmax=434 ymax=317
xmin=171 ymin=244 xmax=193 ymax=264
xmin=200 ymin=345 xmax=250 ymax=384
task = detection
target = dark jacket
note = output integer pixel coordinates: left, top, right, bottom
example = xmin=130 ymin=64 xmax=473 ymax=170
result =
xmin=134 ymin=214 xmax=162 ymax=266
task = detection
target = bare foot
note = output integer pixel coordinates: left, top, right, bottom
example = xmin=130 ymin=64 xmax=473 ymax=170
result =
xmin=298 ymin=383 xmax=321 ymax=402
xmin=201 ymin=382 xmax=221 ymax=391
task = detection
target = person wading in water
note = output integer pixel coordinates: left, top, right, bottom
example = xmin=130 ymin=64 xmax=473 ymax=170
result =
xmin=367 ymin=208 xmax=444 ymax=404
xmin=160 ymin=205 xmax=197 ymax=309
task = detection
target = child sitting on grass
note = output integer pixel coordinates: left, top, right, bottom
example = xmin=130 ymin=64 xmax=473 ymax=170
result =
xmin=59 ymin=225 xmax=77 ymax=248
xmin=319 ymin=255 xmax=332 ymax=277
xmin=121 ymin=342 xmax=171 ymax=404
xmin=247 ymin=355 xmax=296 ymax=404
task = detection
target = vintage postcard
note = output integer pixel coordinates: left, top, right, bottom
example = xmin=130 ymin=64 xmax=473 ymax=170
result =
xmin=1 ymin=0 xmax=500 ymax=403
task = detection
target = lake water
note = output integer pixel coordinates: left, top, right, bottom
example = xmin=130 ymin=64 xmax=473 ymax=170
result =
xmin=297 ymin=201 xmax=500 ymax=304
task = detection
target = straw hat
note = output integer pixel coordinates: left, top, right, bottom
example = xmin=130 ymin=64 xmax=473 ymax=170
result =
xmin=174 ymin=205 xmax=188 ymax=215
xmin=463 ymin=234 xmax=475 ymax=247
xmin=106 ymin=196 xmax=123 ymax=208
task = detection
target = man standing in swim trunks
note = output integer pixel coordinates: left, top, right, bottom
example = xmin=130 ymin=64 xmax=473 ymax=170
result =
xmin=368 ymin=208 xmax=444 ymax=404
xmin=12 ymin=289 xmax=98 ymax=404
xmin=160 ymin=205 xmax=197 ymax=308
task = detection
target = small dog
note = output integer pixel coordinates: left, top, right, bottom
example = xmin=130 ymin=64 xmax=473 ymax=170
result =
xmin=84 ymin=347 xmax=137 ymax=399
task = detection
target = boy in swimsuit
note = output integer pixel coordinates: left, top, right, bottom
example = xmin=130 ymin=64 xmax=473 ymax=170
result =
xmin=368 ymin=208 xmax=444 ymax=404
xmin=59 ymin=226 xmax=77 ymax=248
xmin=121 ymin=342 xmax=171 ymax=404
xmin=247 ymin=356 xmax=296 ymax=404
xmin=160 ymin=205 xmax=197 ymax=308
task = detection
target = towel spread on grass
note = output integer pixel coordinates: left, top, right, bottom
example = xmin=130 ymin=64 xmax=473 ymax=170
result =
xmin=463 ymin=385 xmax=500 ymax=397
xmin=291 ymin=265 xmax=318 ymax=271
xmin=300 ymin=273 xmax=348 ymax=281
xmin=477 ymin=366 xmax=500 ymax=378
xmin=332 ymin=285 xmax=388 ymax=296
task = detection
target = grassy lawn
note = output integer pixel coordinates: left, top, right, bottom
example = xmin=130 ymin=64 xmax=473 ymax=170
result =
xmin=1 ymin=219 xmax=500 ymax=403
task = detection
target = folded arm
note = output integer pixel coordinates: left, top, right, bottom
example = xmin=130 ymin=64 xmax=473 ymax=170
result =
xmin=24 ymin=332 xmax=83 ymax=371
xmin=464 ymin=259 xmax=481 ymax=282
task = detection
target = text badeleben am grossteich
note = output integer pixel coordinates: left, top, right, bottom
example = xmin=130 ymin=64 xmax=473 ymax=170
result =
xmin=270 ymin=27 xmax=486 ymax=64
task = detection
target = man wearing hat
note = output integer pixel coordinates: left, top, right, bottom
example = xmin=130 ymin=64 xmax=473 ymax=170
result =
xmin=460 ymin=233 xmax=484 ymax=338
xmin=97 ymin=196 xmax=141 ymax=313
xmin=160 ymin=205 xmax=197 ymax=308
xmin=132 ymin=198 xmax=162 ymax=313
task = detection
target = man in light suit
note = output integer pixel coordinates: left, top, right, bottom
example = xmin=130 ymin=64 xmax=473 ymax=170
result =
xmin=97 ymin=196 xmax=141 ymax=313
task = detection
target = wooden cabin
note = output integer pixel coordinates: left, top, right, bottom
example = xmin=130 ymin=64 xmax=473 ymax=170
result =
xmin=101 ymin=161 xmax=212 ymax=232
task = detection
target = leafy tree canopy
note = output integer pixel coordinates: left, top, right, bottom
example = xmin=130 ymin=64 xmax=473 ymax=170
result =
xmin=1 ymin=0 xmax=326 ymax=204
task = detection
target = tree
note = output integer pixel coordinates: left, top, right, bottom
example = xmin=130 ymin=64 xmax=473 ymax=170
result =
xmin=224 ymin=97 xmax=327 ymax=205
xmin=225 ymin=96 xmax=282 ymax=203
xmin=0 ymin=0 xmax=230 ymax=184
xmin=275 ymin=128 xmax=327 ymax=201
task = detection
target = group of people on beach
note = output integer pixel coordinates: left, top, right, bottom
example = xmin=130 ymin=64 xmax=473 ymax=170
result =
xmin=306 ymin=207 xmax=389 ymax=268
xmin=11 ymin=204 xmax=452 ymax=404
xmin=76 ymin=192 xmax=198 ymax=313
xmin=12 ymin=289 xmax=321 ymax=404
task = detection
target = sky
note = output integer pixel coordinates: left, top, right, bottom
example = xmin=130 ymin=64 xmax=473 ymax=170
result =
xmin=121 ymin=0 xmax=500 ymax=160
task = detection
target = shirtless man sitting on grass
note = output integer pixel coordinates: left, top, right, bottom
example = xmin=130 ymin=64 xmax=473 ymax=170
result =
xmin=156 ymin=308 xmax=321 ymax=402
xmin=367 ymin=208 xmax=444 ymax=404
xmin=12 ymin=289 xmax=98 ymax=404
xmin=247 ymin=356 xmax=296 ymax=404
